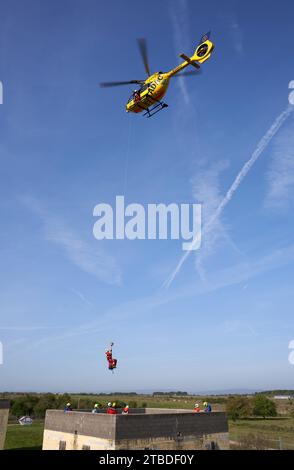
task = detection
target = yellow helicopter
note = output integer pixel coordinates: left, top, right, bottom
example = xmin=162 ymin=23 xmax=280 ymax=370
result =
xmin=100 ymin=32 xmax=214 ymax=118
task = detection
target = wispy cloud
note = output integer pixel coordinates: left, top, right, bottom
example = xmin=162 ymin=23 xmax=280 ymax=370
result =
xmin=0 ymin=326 xmax=62 ymax=331
xmin=219 ymin=10 xmax=243 ymax=55
xmin=191 ymin=159 xmax=233 ymax=279
xmin=229 ymin=20 xmax=243 ymax=54
xmin=164 ymin=104 xmax=294 ymax=288
xmin=28 ymin=242 xmax=294 ymax=350
xmin=205 ymin=244 xmax=294 ymax=289
xmin=265 ymin=115 xmax=294 ymax=211
xmin=169 ymin=0 xmax=190 ymax=105
xmin=22 ymin=196 xmax=122 ymax=286
xmin=222 ymin=320 xmax=258 ymax=337
xmin=70 ymin=288 xmax=93 ymax=307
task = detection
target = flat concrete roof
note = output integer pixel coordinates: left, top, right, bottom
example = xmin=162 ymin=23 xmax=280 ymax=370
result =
xmin=44 ymin=409 xmax=228 ymax=440
xmin=74 ymin=407 xmax=219 ymax=414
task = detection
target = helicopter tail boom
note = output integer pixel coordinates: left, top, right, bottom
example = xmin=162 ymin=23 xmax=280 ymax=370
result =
xmin=167 ymin=37 xmax=214 ymax=78
xmin=167 ymin=55 xmax=199 ymax=78
xmin=179 ymin=53 xmax=200 ymax=69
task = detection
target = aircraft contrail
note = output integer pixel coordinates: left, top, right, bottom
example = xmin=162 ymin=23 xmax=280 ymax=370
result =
xmin=163 ymin=104 xmax=294 ymax=289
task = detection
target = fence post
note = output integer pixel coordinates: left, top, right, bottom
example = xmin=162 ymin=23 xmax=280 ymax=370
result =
xmin=279 ymin=437 xmax=282 ymax=450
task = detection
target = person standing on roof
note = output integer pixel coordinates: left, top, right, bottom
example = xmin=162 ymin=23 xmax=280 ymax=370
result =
xmin=122 ymin=405 xmax=129 ymax=415
xmin=203 ymin=401 xmax=212 ymax=412
xmin=92 ymin=403 xmax=101 ymax=414
xmin=106 ymin=401 xmax=112 ymax=411
xmin=107 ymin=402 xmax=117 ymax=415
xmin=194 ymin=403 xmax=201 ymax=413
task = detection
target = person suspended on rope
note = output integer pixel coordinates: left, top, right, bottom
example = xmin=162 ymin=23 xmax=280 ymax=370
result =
xmin=105 ymin=342 xmax=118 ymax=370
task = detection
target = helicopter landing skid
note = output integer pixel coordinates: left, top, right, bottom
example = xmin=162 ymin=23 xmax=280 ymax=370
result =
xmin=142 ymin=95 xmax=168 ymax=118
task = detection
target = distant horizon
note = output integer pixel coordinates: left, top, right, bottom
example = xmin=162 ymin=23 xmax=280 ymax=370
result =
xmin=2 ymin=388 xmax=294 ymax=396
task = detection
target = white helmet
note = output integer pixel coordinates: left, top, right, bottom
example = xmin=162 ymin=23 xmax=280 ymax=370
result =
xmin=66 ymin=403 xmax=71 ymax=407
xmin=195 ymin=403 xmax=199 ymax=407
xmin=108 ymin=402 xmax=111 ymax=407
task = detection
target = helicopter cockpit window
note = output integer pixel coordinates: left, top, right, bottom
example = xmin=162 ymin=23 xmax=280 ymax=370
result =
xmin=140 ymin=83 xmax=149 ymax=93
xmin=128 ymin=91 xmax=141 ymax=103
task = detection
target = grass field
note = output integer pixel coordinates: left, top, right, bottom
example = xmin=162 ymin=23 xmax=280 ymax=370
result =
xmin=71 ymin=394 xmax=226 ymax=411
xmin=4 ymin=422 xmax=43 ymax=450
xmin=229 ymin=417 xmax=294 ymax=449
xmin=4 ymin=416 xmax=294 ymax=451
xmin=4 ymin=394 xmax=294 ymax=450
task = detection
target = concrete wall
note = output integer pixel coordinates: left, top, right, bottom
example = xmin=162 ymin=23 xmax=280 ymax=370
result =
xmin=43 ymin=411 xmax=116 ymax=450
xmin=115 ymin=433 xmax=229 ymax=450
xmin=116 ymin=411 xmax=228 ymax=439
xmin=145 ymin=408 xmax=193 ymax=414
xmin=0 ymin=400 xmax=10 ymax=450
xmin=115 ymin=411 xmax=229 ymax=450
xmin=77 ymin=408 xmax=146 ymax=415
xmin=43 ymin=409 xmax=229 ymax=450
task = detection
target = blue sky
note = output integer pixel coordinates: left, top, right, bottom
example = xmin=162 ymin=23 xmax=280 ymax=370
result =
xmin=1 ymin=0 xmax=294 ymax=393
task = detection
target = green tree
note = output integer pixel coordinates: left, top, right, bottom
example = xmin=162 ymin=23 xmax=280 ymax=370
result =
xmin=226 ymin=396 xmax=252 ymax=421
xmin=252 ymin=395 xmax=277 ymax=418
xmin=289 ymin=405 xmax=294 ymax=418
xmin=115 ymin=400 xmax=126 ymax=409
xmin=56 ymin=393 xmax=71 ymax=409
xmin=33 ymin=394 xmax=57 ymax=419
xmin=11 ymin=395 xmax=39 ymax=418
xmin=77 ymin=398 xmax=93 ymax=409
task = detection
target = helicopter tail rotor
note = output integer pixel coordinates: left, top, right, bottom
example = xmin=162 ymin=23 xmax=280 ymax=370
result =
xmin=137 ymin=38 xmax=151 ymax=77
xmin=192 ymin=32 xmax=214 ymax=64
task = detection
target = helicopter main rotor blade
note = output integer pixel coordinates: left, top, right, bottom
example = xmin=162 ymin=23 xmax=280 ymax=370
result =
xmin=100 ymin=80 xmax=144 ymax=88
xmin=171 ymin=70 xmax=202 ymax=78
xmin=137 ymin=38 xmax=151 ymax=77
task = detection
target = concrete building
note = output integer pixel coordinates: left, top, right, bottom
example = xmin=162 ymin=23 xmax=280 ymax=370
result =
xmin=43 ymin=408 xmax=229 ymax=450
xmin=0 ymin=400 xmax=10 ymax=450
xmin=274 ymin=395 xmax=293 ymax=400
